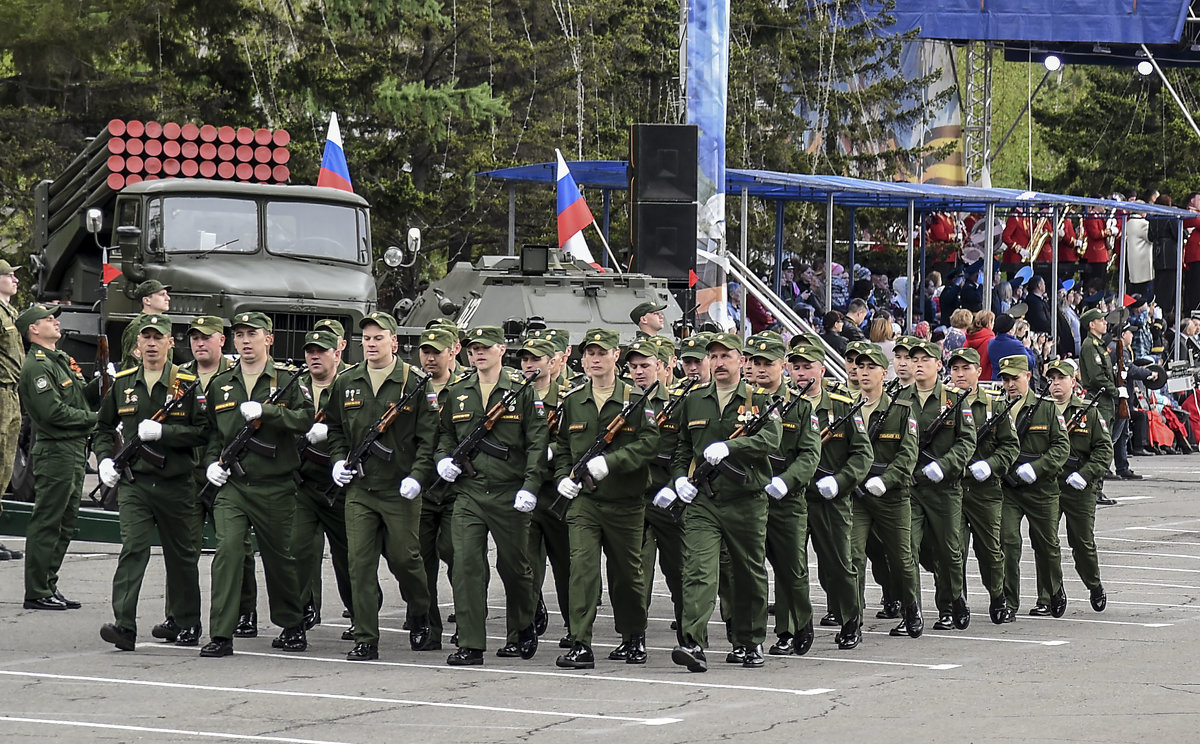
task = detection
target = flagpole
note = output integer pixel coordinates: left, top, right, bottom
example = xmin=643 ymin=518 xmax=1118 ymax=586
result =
xmin=589 ymin=221 xmax=624 ymax=274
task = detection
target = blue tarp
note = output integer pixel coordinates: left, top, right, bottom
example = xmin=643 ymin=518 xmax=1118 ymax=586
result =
xmin=890 ymin=0 xmax=1189 ymax=45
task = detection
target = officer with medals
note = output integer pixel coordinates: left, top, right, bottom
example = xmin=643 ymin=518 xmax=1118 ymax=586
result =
xmin=95 ymin=313 xmax=205 ymax=650
xmin=1041 ymin=359 xmax=1113 ymax=613
xmin=996 ymin=354 xmax=1071 ymax=620
xmin=669 ymin=333 xmax=781 ymax=672
xmin=436 ymin=326 xmax=548 ymax=666
xmin=948 ymin=347 xmax=1020 ymax=624
xmin=199 ymin=312 xmax=314 ymax=657
xmin=553 ymin=329 xmax=658 ymax=669
xmin=788 ymin=339 xmax=871 ymax=649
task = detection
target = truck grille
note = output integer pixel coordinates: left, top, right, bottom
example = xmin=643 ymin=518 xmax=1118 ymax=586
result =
xmin=267 ymin=312 xmax=351 ymax=363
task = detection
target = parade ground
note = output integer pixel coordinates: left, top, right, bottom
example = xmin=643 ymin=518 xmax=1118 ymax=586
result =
xmin=1 ymin=454 xmax=1198 ymax=743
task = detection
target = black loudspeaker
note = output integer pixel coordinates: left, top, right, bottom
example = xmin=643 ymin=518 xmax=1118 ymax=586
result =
xmin=632 ymin=202 xmax=697 ymax=281
xmin=630 ymin=124 xmax=698 ymax=203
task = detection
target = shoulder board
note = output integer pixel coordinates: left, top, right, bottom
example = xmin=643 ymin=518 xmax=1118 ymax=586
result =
xmin=984 ymin=387 xmax=1004 ymax=397
xmin=1038 ymin=394 xmax=1055 ymax=403
xmin=947 ymin=385 xmax=966 ymax=395
xmin=341 ymin=361 xmax=363 ymax=374
xmin=115 ymin=367 xmax=138 ymax=378
xmin=33 ymin=349 xmax=45 ymax=359
xmin=509 ymin=370 xmax=525 ymax=383
xmin=829 ymin=392 xmax=854 ymax=404
xmin=210 ymin=366 xmax=237 ymax=381
xmin=274 ymin=362 xmax=299 ymax=372
xmin=176 ymin=371 xmax=197 ymax=382
xmin=561 ymin=382 xmax=588 ymax=399
xmin=754 ymin=386 xmax=769 ymax=395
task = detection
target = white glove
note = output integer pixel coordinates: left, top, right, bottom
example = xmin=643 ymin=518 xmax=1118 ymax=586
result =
xmin=1117 ymin=387 xmax=1129 ymax=399
xmin=922 ymin=461 xmax=945 ymax=483
xmin=969 ymin=460 xmax=992 ymax=482
xmin=703 ymin=441 xmax=730 ymax=465
xmin=674 ymin=475 xmax=698 ymax=503
xmin=436 ymin=457 xmax=462 ymax=482
xmin=585 ymin=455 xmax=610 ymax=482
xmin=106 ymin=362 xmax=117 ymax=379
xmin=865 ymin=476 xmax=887 ymax=496
xmin=399 ymin=476 xmax=421 ymax=500
xmin=331 ymin=459 xmax=355 ymax=487
xmin=546 ymin=446 xmax=554 ymax=463
xmin=1066 ymin=471 xmax=1087 ymax=491
xmin=1017 ymin=462 xmax=1038 ymax=484
xmin=240 ymin=401 xmax=263 ymax=421
xmin=765 ymin=476 xmax=788 ymax=500
xmin=98 ymin=458 xmax=120 ymax=488
xmin=137 ymin=419 xmax=162 ymax=442
xmin=305 ymin=422 xmax=328 ymax=444
xmin=205 ymin=462 xmax=230 ymax=487
xmin=513 ymin=489 xmax=537 ymax=513
xmin=652 ymin=487 xmax=677 ymax=508
xmin=817 ymin=475 xmax=839 ymax=500
xmin=557 ymin=477 xmax=582 ymax=500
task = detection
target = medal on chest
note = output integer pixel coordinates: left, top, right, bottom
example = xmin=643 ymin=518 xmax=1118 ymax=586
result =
xmin=457 ymin=394 xmax=469 ymax=411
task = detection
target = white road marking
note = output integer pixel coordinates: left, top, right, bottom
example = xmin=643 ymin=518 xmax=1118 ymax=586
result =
xmin=0 ymin=716 xmax=354 ymax=744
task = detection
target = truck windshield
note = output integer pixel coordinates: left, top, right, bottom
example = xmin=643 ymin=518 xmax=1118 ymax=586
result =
xmin=266 ymin=202 xmax=366 ymax=263
xmin=158 ymin=197 xmax=258 ymax=254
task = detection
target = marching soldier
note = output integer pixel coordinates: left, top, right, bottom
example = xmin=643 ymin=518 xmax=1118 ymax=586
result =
xmin=119 ymin=280 xmax=172 ymax=369
xmin=436 ymin=325 xmax=547 ymax=666
xmin=997 ymin=354 xmax=1071 ymax=620
xmin=788 ymin=339 xmax=871 ymax=649
xmin=199 ymin=312 xmax=313 ymax=657
xmin=0 ymin=260 xmax=24 ymax=561
xmin=553 ymin=330 xmax=658 ymax=669
xmin=948 ymin=347 xmax=1020 ymax=624
xmin=1042 ymin=360 xmax=1113 ymax=613
xmin=668 ymin=333 xmax=781 ymax=671
xmin=19 ymin=303 xmax=98 ymax=611
xmin=678 ymin=334 xmax=713 ymax=385
xmin=95 ymin=314 xmax=205 ymax=650
xmin=325 ymin=312 xmax=437 ymax=660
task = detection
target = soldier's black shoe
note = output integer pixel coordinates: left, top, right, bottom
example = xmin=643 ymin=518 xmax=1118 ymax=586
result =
xmin=0 ymin=546 xmax=9 ymax=560
xmin=175 ymin=625 xmax=201 ymax=646
xmin=1001 ymin=608 xmax=1016 ymax=623
xmin=670 ymin=620 xmax=679 ymax=630
xmin=447 ymin=612 xmax=456 ymax=623
xmin=766 ymin=603 xmax=775 ymax=615
xmin=933 ymin=614 xmax=955 ymax=630
xmin=342 ymin=608 xmax=352 ymax=618
xmin=447 ymin=647 xmax=483 ymax=666
xmin=53 ymin=591 xmax=81 ymax=609
xmin=1096 ymin=493 xmax=1118 ymax=506
xmin=278 ymin=627 xmax=308 ymax=652
xmin=558 ymin=632 xmax=574 ymax=649
xmin=904 ymin=604 xmax=924 ymax=638
xmin=768 ymin=634 xmax=795 ymax=655
xmin=303 ymin=601 xmax=320 ymax=631
xmin=272 ymin=632 xmax=285 ymax=649
xmin=555 ymin=643 xmax=595 ymax=669
xmin=607 ymin=641 xmax=630 ymax=661
xmin=1090 ymin=585 xmax=1107 ymax=612
xmin=889 ymin=620 xmax=907 ymax=637
xmin=22 ymin=596 xmax=67 ymax=611
xmin=671 ymin=643 xmax=707 ymax=673
xmin=346 ymin=643 xmax=379 ymax=661
xmin=1050 ymin=588 xmax=1068 ymax=618
xmin=795 ymin=620 xmax=815 ymax=656
xmin=1029 ymin=604 xmax=1051 ymax=616
xmin=725 ymin=645 xmax=747 ymax=664
xmin=989 ymin=595 xmax=1008 ymax=624
xmin=875 ymin=600 xmax=901 ymax=619
xmin=742 ymin=645 xmax=765 ymax=668
xmin=1117 ymin=470 xmax=1143 ymax=480
xmin=151 ymin=618 xmax=181 ymax=642
xmin=952 ymin=597 xmax=971 ymax=629
xmin=100 ymin=623 xmax=136 ymax=651
xmin=450 ymin=632 xmax=459 ymax=646
xmin=534 ymin=596 xmax=549 ymax=636
xmin=233 ymin=611 xmax=257 ymax=638
xmin=819 ymin=612 xmax=840 ymax=627
xmin=496 ymin=643 xmax=521 ymax=658
xmin=409 ymin=615 xmax=433 ymax=650
xmin=0 ymin=543 xmax=21 ymax=560
xmin=200 ymin=638 xmax=233 ymax=657
xmin=341 ymin=625 xmax=356 ymax=641
xmin=837 ymin=617 xmax=862 ymax=650
xmin=626 ymin=634 xmax=647 ymax=665
xmin=517 ymin=625 xmax=539 ymax=660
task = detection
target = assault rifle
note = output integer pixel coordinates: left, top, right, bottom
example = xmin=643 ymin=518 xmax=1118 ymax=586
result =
xmin=764 ymin=378 xmax=818 ymax=475
xmin=1001 ymin=383 xmax=1050 ymax=488
xmin=1062 ymin=392 xmax=1104 ymax=473
xmin=916 ymin=386 xmax=971 ymax=466
xmin=96 ymin=376 xmax=199 ymax=503
xmin=650 ymin=375 xmax=699 ymax=472
xmin=442 ymin=369 xmax=541 ymax=480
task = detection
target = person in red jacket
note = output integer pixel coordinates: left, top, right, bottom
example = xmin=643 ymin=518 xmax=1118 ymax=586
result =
xmin=1082 ymin=204 xmax=1119 ymax=287
xmin=1057 ymin=214 xmax=1080 ymax=282
xmin=964 ymin=310 xmax=997 ymax=380
xmin=1001 ymin=209 xmax=1030 ymax=274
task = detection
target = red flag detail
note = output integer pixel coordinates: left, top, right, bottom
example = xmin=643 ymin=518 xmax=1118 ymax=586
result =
xmin=688 ymin=269 xmax=699 ymax=288
xmin=102 ymin=264 xmax=123 ymax=285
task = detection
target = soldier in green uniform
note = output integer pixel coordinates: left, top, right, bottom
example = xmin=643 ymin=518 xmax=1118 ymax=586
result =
xmin=848 ymin=344 xmax=924 ymax=639
xmin=199 ymin=311 xmax=313 ymax=657
xmin=0 ymin=260 xmax=25 ymax=560
xmin=436 ymin=325 xmax=548 ymax=666
xmin=95 ymin=314 xmax=206 ymax=650
xmin=119 ymin=280 xmax=172 ymax=369
xmin=631 ymin=300 xmax=667 ymax=341
xmin=997 ymin=354 xmax=1071 ymax=621
xmin=669 ymin=333 xmax=782 ymax=672
xmin=313 ymin=318 xmax=348 ymax=369
xmin=788 ymin=340 xmax=871 ymax=649
xmin=907 ymin=339 xmax=976 ymax=631
xmin=1041 ymin=360 xmax=1113 ymax=613
xmin=552 ymin=329 xmax=658 ymax=669
xmin=1076 ymin=307 xmax=1131 ymax=487
xmin=947 ymin=347 xmax=1020 ymax=624
xmin=19 ymin=303 xmax=98 ymax=610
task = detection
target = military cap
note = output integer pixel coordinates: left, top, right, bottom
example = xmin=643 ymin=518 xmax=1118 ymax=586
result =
xmin=757 ymin=330 xmax=784 ymax=343
xmin=582 ymin=328 xmax=620 ymax=351
xmin=547 ymin=329 xmax=571 ymax=353
xmin=745 ymin=334 xmax=786 ymax=362
xmin=1080 ymin=308 xmax=1106 ymax=326
xmin=788 ymin=332 xmax=822 ymax=350
xmin=652 ymin=335 xmax=676 ymax=362
xmin=516 ymin=337 xmax=555 ymax=358
xmin=135 ymin=279 xmax=171 ymax=299
xmin=134 ymin=313 xmax=172 ymax=336
xmin=851 ymin=342 xmax=889 ymax=368
xmin=231 ymin=311 xmax=272 ymax=331
xmin=893 ymin=335 xmax=919 ymax=351
xmin=707 ymin=332 xmax=743 ymax=353
xmin=0 ymin=259 xmax=21 ymax=275
xmin=997 ymin=354 xmax=1030 ymax=376
xmin=188 ymin=315 xmax=224 ymax=336
xmin=419 ymin=327 xmax=457 ymax=352
xmin=787 ymin=341 xmax=826 ymax=363
xmin=907 ymin=339 xmax=941 ymax=359
xmin=845 ymin=340 xmax=873 ymax=358
xmin=947 ymin=347 xmax=981 ymax=366
xmin=303 ymin=329 xmax=339 ymax=351
xmin=678 ymin=333 xmax=711 ymax=360
xmin=424 ymin=318 xmax=457 ymax=333
xmin=1045 ymin=359 xmax=1078 ymax=378
xmin=625 ymin=339 xmax=661 ymax=363
xmin=360 ymin=311 xmax=399 ymax=335
xmin=15 ymin=304 xmax=61 ymax=333
xmin=314 ymin=318 xmax=346 ymax=338
xmin=466 ymin=325 xmax=505 ymax=347
xmin=629 ymin=300 xmax=667 ymax=324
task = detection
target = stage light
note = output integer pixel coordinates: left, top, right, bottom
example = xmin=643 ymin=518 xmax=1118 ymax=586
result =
xmin=1044 ymin=55 xmax=1062 ymax=72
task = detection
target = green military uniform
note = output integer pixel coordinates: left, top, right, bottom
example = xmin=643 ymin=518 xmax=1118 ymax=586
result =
xmin=436 ymin=327 xmax=549 ymax=656
xmin=19 ymin=304 xmax=99 ymax=604
xmin=0 ymin=293 xmax=23 ymax=506
xmin=529 ymin=369 xmax=571 ymax=643
xmin=95 ymin=349 xmax=206 ymax=637
xmin=998 ymin=356 xmax=1071 ymax=615
xmin=203 ymin=345 xmax=313 ymax=642
xmin=1078 ymin=312 xmax=1118 ymax=427
xmin=641 ymin=377 xmax=690 ymax=644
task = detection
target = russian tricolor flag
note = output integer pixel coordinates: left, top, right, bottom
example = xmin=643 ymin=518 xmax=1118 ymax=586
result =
xmin=555 ymin=149 xmax=598 ymax=266
xmin=317 ymin=113 xmax=353 ymax=193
